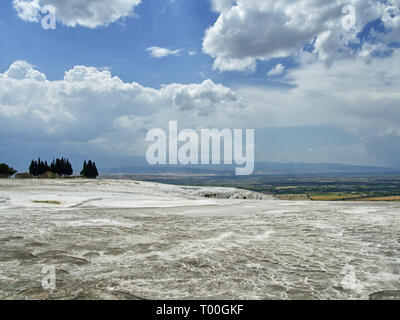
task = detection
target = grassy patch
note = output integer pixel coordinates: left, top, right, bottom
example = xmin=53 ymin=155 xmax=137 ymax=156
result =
xmin=309 ymin=193 xmax=361 ymax=201
xmin=275 ymin=194 xmax=310 ymax=201
xmin=355 ymin=196 xmax=400 ymax=201
xmin=32 ymin=200 xmax=61 ymax=205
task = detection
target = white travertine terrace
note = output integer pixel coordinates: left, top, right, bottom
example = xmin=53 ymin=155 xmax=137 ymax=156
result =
xmin=0 ymin=179 xmax=399 ymax=300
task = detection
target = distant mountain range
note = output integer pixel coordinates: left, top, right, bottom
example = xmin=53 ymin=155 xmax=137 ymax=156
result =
xmin=5 ymin=150 xmax=397 ymax=176
xmin=253 ymin=162 xmax=398 ymax=174
xmin=100 ymin=161 xmax=399 ymax=175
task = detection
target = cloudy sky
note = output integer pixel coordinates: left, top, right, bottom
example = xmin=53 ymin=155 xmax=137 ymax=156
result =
xmin=1 ymin=0 xmax=400 ymax=171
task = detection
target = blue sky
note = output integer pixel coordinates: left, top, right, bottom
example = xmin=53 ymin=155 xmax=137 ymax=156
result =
xmin=0 ymin=0 xmax=295 ymax=88
xmin=1 ymin=0 xmax=400 ymax=171
xmin=0 ymin=0 xmax=217 ymax=85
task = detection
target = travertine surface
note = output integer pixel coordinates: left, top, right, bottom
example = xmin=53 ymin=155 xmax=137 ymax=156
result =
xmin=0 ymin=179 xmax=399 ymax=300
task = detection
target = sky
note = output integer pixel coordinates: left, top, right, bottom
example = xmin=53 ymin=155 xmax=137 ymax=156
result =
xmin=1 ymin=0 xmax=400 ymax=171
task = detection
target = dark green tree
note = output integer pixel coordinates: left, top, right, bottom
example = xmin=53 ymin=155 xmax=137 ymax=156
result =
xmin=29 ymin=160 xmax=36 ymax=176
xmin=80 ymin=160 xmax=98 ymax=178
xmin=93 ymin=162 xmax=99 ymax=178
xmin=56 ymin=158 xmax=61 ymax=175
xmin=45 ymin=161 xmax=50 ymax=172
xmin=29 ymin=160 xmax=39 ymax=176
xmin=0 ymin=163 xmax=17 ymax=177
xmin=50 ymin=159 xmax=56 ymax=173
xmin=87 ymin=160 xmax=93 ymax=178
xmin=37 ymin=158 xmax=42 ymax=175
xmin=65 ymin=159 xmax=73 ymax=176
xmin=80 ymin=161 xmax=87 ymax=176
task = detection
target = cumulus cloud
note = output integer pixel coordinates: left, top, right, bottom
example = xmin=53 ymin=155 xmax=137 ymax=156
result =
xmin=238 ymin=51 xmax=400 ymax=132
xmin=0 ymin=61 xmax=245 ymax=157
xmin=13 ymin=0 xmax=42 ymax=22
xmin=162 ymin=79 xmax=244 ymax=116
xmin=233 ymin=50 xmax=400 ymax=166
xmin=12 ymin=0 xmax=141 ymax=28
xmin=1 ymin=60 xmax=46 ymax=81
xmin=203 ymin=0 xmax=396 ymax=71
xmin=1 ymin=53 xmax=400 ymax=166
xmin=146 ymin=47 xmax=183 ymax=58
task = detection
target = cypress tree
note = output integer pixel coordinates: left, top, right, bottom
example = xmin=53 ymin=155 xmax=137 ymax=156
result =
xmin=29 ymin=160 xmax=35 ymax=176
xmin=93 ymin=162 xmax=99 ymax=178
xmin=81 ymin=161 xmax=87 ymax=176
xmin=60 ymin=157 xmax=65 ymax=175
xmin=50 ymin=159 xmax=56 ymax=174
xmin=87 ymin=160 xmax=93 ymax=178
xmin=66 ymin=159 xmax=73 ymax=176
xmin=56 ymin=158 xmax=61 ymax=175
xmin=33 ymin=160 xmax=38 ymax=176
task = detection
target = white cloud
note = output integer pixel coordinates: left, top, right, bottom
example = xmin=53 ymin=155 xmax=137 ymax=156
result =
xmin=210 ymin=0 xmax=236 ymax=12
xmin=146 ymin=47 xmax=183 ymax=58
xmin=234 ymin=50 xmax=400 ymax=166
xmin=2 ymin=60 xmax=46 ymax=81
xmin=0 ymin=61 xmax=245 ymax=156
xmin=13 ymin=0 xmax=42 ymax=22
xmin=162 ymin=79 xmax=244 ymax=116
xmin=203 ymin=0 xmax=395 ymax=72
xmin=267 ymin=64 xmax=285 ymax=76
xmin=12 ymin=0 xmax=141 ymax=28
xmin=237 ymin=51 xmax=400 ymax=136
xmin=1 ymin=54 xmax=400 ymax=166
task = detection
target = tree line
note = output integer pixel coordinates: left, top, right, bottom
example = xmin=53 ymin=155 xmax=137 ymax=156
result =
xmin=29 ymin=157 xmax=73 ymax=177
xmin=1 ymin=158 xmax=99 ymax=179
xmin=28 ymin=158 xmax=98 ymax=178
